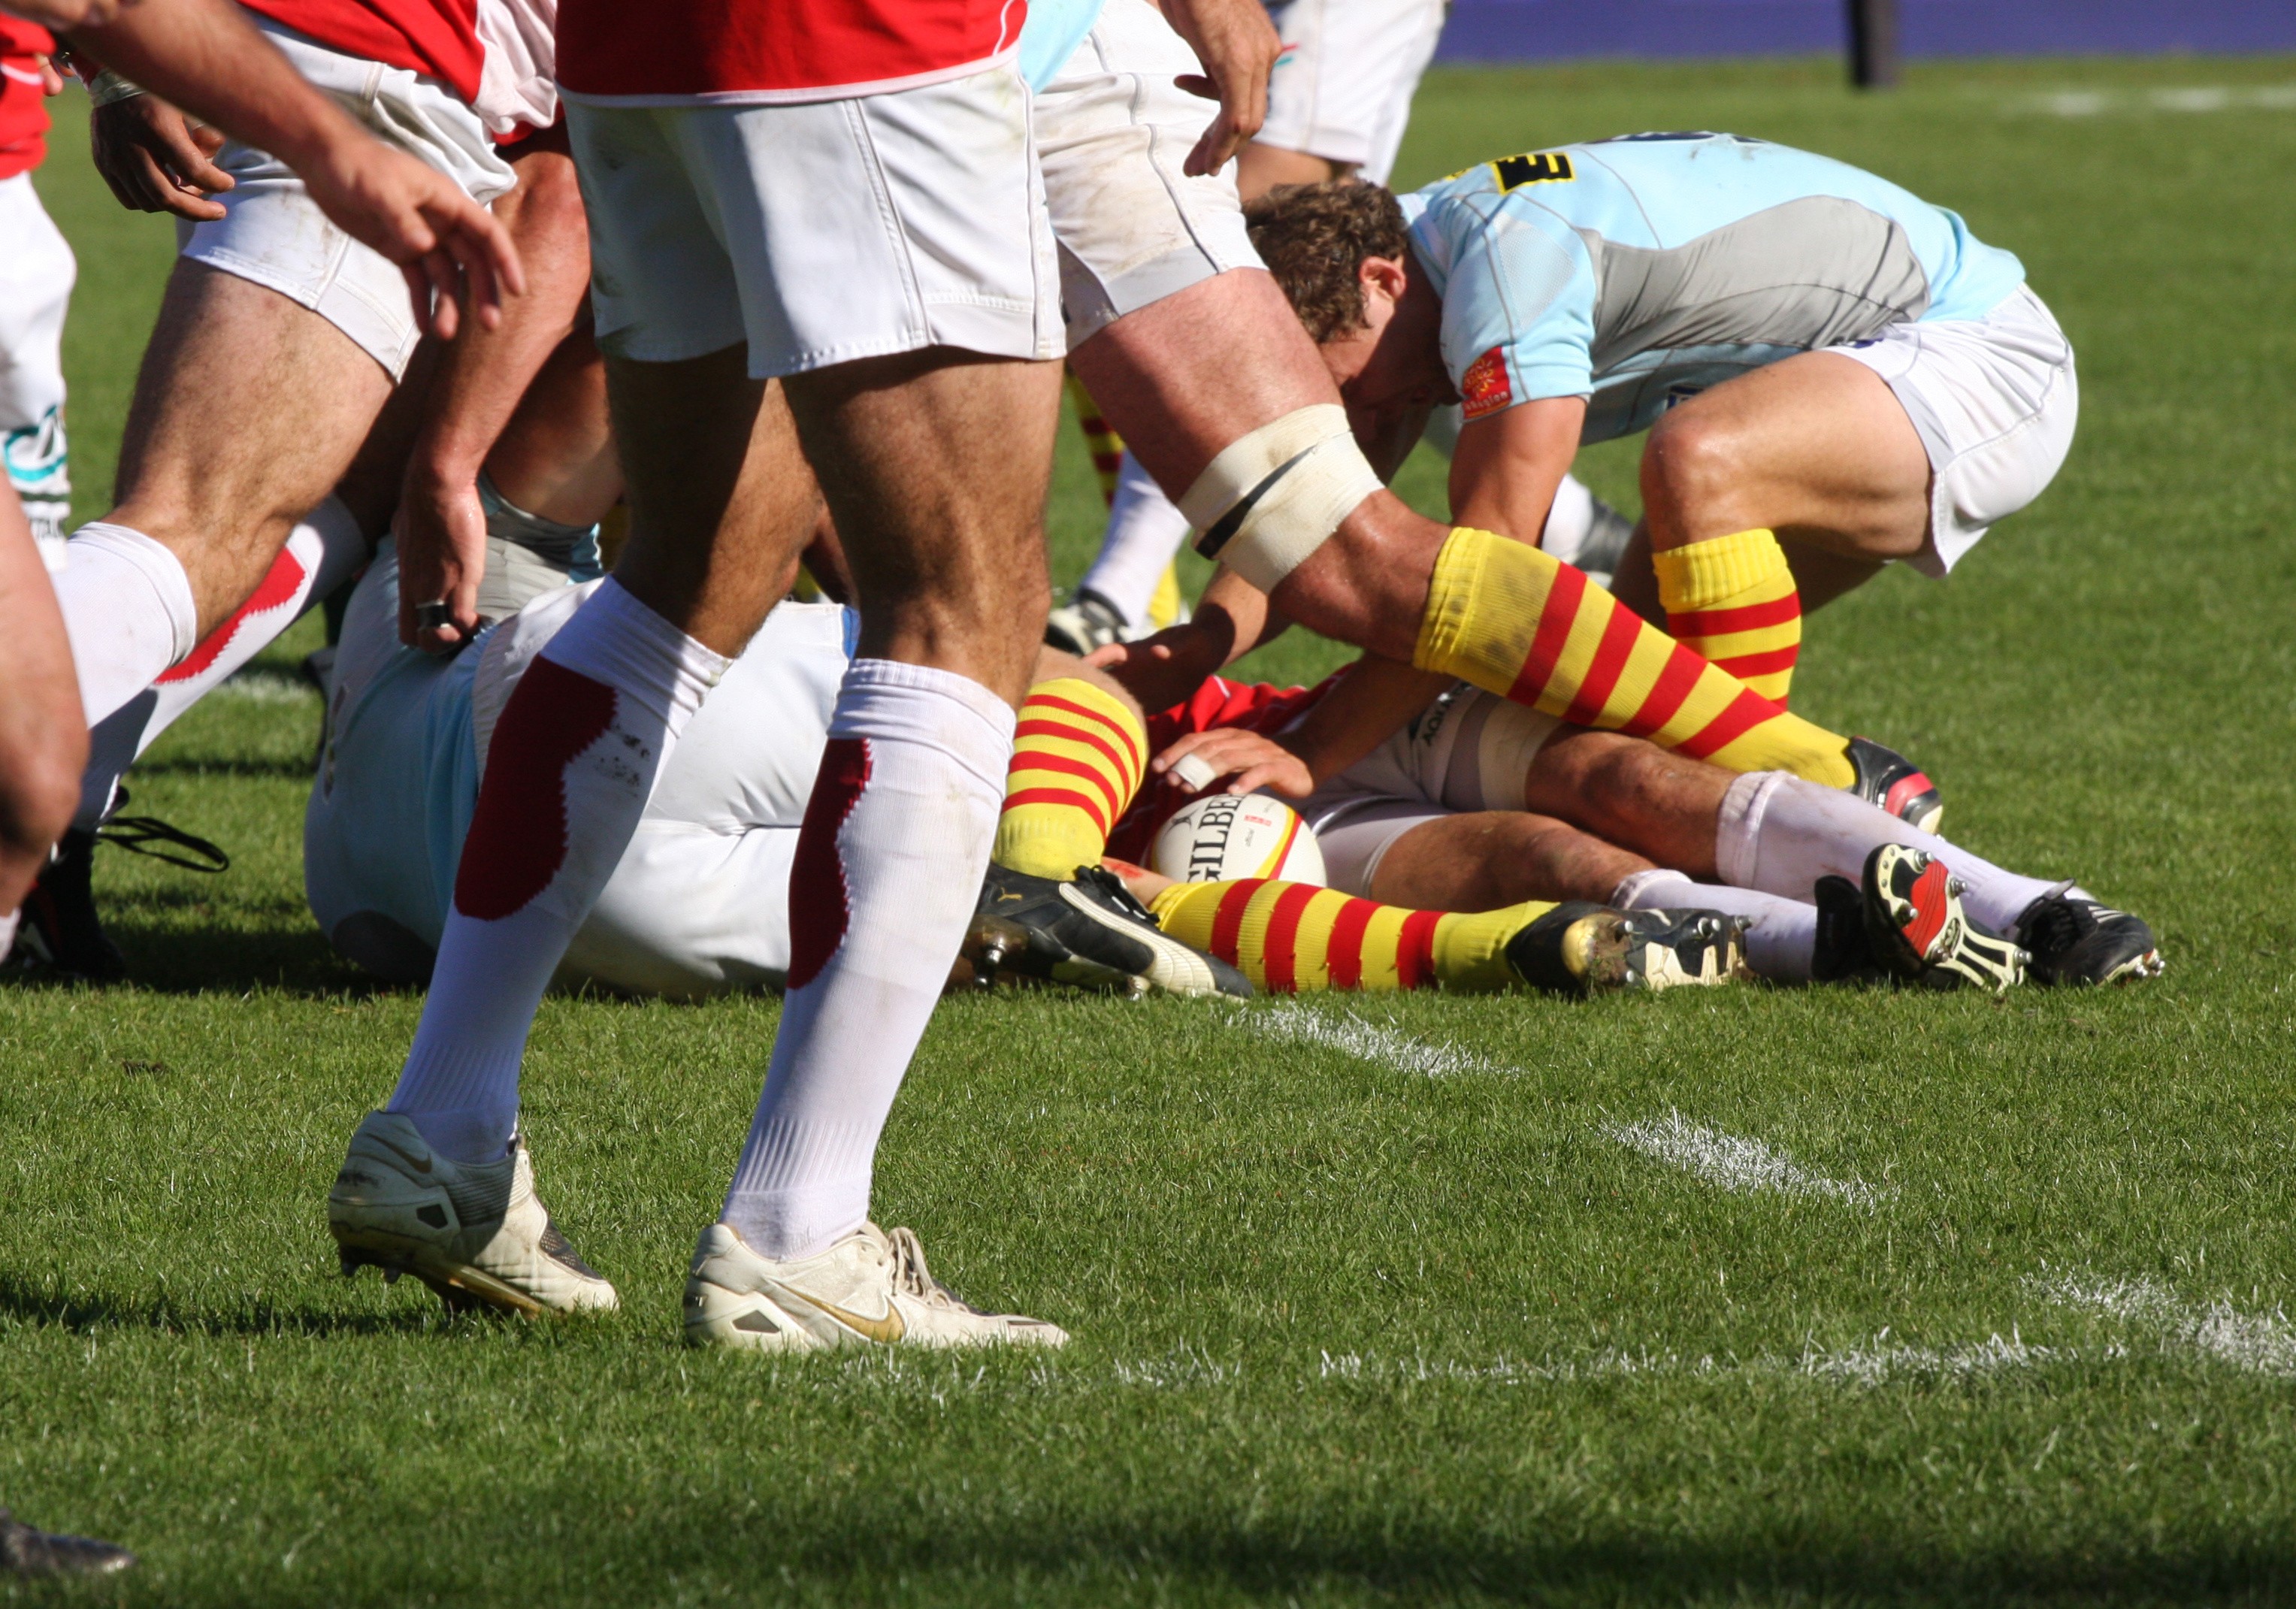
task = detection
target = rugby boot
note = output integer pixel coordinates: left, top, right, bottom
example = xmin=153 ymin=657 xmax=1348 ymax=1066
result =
xmin=1862 ymin=844 xmax=2026 ymax=993
xmin=1505 ymin=902 xmax=1750 ymax=994
xmin=969 ymin=863 xmax=1251 ymax=999
xmin=328 ymin=1111 xmax=619 ymax=1317
xmin=684 ymin=1220 xmax=1069 ymax=1353
xmin=5 ymin=827 xmax=126 ymax=983
xmin=1042 ymin=588 xmax=1129 ymax=657
xmin=1810 ymin=873 xmax=1888 ymax=984
xmin=2014 ymin=885 xmax=2164 ymax=986
xmin=0 ymin=1508 xmax=135 ymax=1577
xmin=1845 ymin=736 xmax=1944 ymax=833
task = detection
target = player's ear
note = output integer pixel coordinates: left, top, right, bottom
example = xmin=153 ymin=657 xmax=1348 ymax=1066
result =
xmin=1359 ymin=255 xmax=1410 ymax=316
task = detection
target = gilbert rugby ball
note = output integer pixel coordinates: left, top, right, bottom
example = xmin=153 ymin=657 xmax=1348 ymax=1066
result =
xmin=1151 ymin=792 xmax=1326 ymax=886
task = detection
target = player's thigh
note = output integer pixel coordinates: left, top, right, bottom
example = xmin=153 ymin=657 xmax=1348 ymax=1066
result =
xmin=1641 ymin=350 xmax=1932 ymax=561
xmin=112 ymin=262 xmax=393 ymax=627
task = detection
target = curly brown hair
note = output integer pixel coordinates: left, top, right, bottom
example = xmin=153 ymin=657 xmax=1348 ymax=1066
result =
xmin=1243 ymin=180 xmax=1411 ymax=344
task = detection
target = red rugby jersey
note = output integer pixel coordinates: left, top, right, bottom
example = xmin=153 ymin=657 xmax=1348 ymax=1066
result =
xmin=1106 ymin=673 xmax=1340 ymax=866
xmin=558 ymin=0 xmax=1026 ymax=105
xmin=0 ymin=17 xmax=52 ymax=182
xmin=240 ymin=0 xmax=482 ymax=107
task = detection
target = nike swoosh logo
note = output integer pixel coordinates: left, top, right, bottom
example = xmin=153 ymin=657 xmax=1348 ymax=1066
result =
xmin=780 ymin=1286 xmax=906 ymax=1344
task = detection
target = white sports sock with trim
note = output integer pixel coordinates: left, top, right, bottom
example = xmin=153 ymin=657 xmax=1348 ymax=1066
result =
xmin=721 ymin=659 xmax=1015 ymax=1261
xmin=1716 ymin=771 xmax=2077 ymax=936
xmin=53 ymin=522 xmax=198 ymax=727
xmin=1612 ymin=868 xmax=1818 ymax=984
xmin=384 ymin=577 xmax=728 ymax=1162
xmin=77 ymin=497 xmax=368 ymax=829
xmin=1078 ymin=452 xmax=1191 ymax=626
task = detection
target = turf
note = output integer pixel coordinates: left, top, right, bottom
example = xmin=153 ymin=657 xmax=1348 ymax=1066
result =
xmin=8 ymin=56 xmax=2296 ymax=1606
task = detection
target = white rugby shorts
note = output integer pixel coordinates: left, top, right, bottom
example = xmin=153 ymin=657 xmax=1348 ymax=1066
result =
xmin=0 ymin=171 xmax=74 ymax=566
xmin=1828 ymin=284 xmax=2077 ymax=576
xmin=1298 ymin=683 xmax=1561 ymax=897
xmin=1258 ymin=0 xmax=1448 ymax=184
xmin=176 ymin=18 xmax=513 ymax=380
xmin=1034 ymin=0 xmax=1262 ymax=348
xmin=567 ymin=65 xmax=1060 ymax=379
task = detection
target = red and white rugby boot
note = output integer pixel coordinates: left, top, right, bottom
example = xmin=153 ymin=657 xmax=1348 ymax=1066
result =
xmin=1860 ymin=844 xmax=2026 ymax=993
xmin=1845 ymin=736 xmax=1944 ymax=834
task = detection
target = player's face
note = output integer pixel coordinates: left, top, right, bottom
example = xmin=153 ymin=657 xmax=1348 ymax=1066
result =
xmin=1320 ymin=256 xmax=1457 ymax=461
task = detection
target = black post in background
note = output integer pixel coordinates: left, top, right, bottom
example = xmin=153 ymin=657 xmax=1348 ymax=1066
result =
xmin=1849 ymin=0 xmax=1901 ymax=88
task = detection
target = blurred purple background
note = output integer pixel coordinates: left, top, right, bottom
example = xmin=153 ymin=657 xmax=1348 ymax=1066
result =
xmin=1435 ymin=1 xmax=2296 ymax=62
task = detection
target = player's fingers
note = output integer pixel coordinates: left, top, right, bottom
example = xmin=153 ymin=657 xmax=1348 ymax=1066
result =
xmin=421 ymin=251 xmax=462 ymax=341
xmin=159 ymin=123 xmax=234 ymax=193
xmin=1184 ymin=113 xmax=1240 ymax=179
xmin=442 ymin=222 xmax=507 ymax=331
xmin=1174 ymin=73 xmax=1218 ymax=101
xmin=1080 ymin=643 xmax=1132 ymax=670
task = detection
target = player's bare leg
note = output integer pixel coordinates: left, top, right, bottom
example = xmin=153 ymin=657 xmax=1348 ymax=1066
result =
xmin=0 ymin=485 xmax=85 ymax=941
xmin=53 ymin=266 xmax=392 ymax=733
xmin=1608 ymin=352 xmax=1933 ymax=620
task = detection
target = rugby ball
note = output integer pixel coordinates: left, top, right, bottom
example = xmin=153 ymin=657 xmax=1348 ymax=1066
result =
xmin=1151 ymin=792 xmax=1326 ymax=887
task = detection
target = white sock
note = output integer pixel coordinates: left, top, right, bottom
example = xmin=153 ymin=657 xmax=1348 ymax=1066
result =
xmin=1612 ymin=867 xmax=1819 ymax=984
xmin=1716 ymin=771 xmax=2077 ymax=936
xmin=1538 ymin=474 xmax=1598 ymax=564
xmin=721 ymin=659 xmax=1014 ymax=1260
xmin=53 ymin=522 xmax=198 ymax=728
xmin=384 ymin=577 xmax=728 ymax=1161
xmin=77 ymin=498 xmax=368 ymax=829
xmin=1078 ymin=452 xmax=1190 ymax=627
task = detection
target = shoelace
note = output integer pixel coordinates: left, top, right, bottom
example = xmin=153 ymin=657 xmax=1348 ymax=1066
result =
xmin=885 ymin=1226 xmax=977 ymax=1313
xmin=94 ymin=787 xmax=229 ymax=874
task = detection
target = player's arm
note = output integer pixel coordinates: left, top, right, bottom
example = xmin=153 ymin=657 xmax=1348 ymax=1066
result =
xmin=1085 ymin=563 xmax=1287 ymax=710
xmin=67 ymin=0 xmax=522 ymax=336
xmin=398 ymin=133 xmax=593 ymax=651
xmin=1154 ymin=652 xmax=1453 ymax=799
xmin=1447 ymin=393 xmax=1587 ymax=546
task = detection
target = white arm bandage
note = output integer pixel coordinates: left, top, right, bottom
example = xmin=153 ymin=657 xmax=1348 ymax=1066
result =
xmin=1180 ymin=404 xmax=1384 ymax=594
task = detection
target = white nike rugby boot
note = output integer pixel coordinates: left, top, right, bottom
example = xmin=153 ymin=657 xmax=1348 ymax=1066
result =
xmin=683 ymin=1220 xmax=1067 ymax=1352
xmin=328 ymin=1111 xmax=619 ymax=1316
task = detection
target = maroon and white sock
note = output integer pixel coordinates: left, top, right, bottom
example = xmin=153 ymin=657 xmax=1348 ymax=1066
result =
xmin=1717 ymin=771 xmax=2077 ymax=936
xmin=720 ymin=659 xmax=1015 ymax=1260
xmin=384 ymin=578 xmax=728 ymax=1162
xmin=53 ymin=521 xmax=199 ymax=728
xmin=77 ymin=497 xmax=367 ymax=830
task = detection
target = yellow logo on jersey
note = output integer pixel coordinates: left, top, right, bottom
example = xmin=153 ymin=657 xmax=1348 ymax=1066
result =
xmin=1487 ymin=151 xmax=1575 ymax=191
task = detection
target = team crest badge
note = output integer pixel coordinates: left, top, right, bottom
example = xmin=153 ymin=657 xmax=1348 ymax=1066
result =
xmin=1461 ymin=346 xmax=1513 ymax=419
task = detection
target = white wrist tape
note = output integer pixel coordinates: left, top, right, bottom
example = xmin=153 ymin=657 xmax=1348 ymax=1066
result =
xmin=1181 ymin=404 xmax=1384 ymax=594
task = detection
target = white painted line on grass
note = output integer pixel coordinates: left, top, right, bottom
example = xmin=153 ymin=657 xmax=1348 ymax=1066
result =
xmin=2030 ymin=1270 xmax=2296 ymax=1378
xmin=1244 ymin=1003 xmax=1505 ymax=1079
xmin=214 ymin=671 xmax=318 ymax=705
xmin=1607 ymin=1108 xmax=1889 ymax=1207
xmin=2026 ymin=84 xmax=2296 ymax=117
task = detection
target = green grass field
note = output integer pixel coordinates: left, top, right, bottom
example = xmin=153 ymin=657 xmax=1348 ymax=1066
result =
xmin=8 ymin=56 xmax=2296 ymax=1605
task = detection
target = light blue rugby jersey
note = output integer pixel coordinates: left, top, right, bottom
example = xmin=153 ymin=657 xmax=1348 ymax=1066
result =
xmin=1019 ymin=0 xmax=1105 ymax=88
xmin=1401 ymin=132 xmax=2028 ymax=443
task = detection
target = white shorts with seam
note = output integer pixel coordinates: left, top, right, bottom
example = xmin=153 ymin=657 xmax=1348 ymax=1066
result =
xmin=0 ymin=171 xmax=74 ymax=564
xmin=176 ymin=17 xmax=512 ymax=380
xmin=569 ymin=65 xmax=1060 ymax=379
xmin=1828 ymin=284 xmax=2077 ymax=577
xmin=1259 ymin=0 xmax=1447 ymax=184
xmin=1298 ymin=684 xmax=1561 ymax=897
xmin=1035 ymin=0 xmax=1262 ymax=348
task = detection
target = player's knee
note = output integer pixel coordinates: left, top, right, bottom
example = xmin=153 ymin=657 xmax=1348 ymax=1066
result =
xmin=1641 ymin=408 xmax=1746 ymax=524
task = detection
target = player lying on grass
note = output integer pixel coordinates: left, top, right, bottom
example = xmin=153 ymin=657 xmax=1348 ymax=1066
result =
xmin=988 ymin=653 xmax=2159 ymax=994
xmin=1240 ymin=132 xmax=2076 ymax=702
xmin=301 ymin=526 xmax=1744 ymax=1001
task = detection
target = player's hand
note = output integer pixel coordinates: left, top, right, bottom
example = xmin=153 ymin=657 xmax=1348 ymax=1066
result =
xmin=90 ymin=93 xmax=232 ymax=221
xmin=299 ymin=135 xmax=524 ymax=341
xmin=38 ymin=55 xmax=65 ymax=95
xmin=395 ymin=467 xmax=489 ymax=654
xmin=1153 ymin=727 xmax=1317 ymax=800
xmin=1163 ymin=0 xmax=1279 ymax=176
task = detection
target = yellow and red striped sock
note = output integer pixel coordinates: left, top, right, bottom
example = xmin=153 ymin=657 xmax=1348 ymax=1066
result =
xmin=1653 ymin=528 xmax=1801 ymax=704
xmin=1413 ymin=527 xmax=1853 ymax=787
xmin=1149 ymin=879 xmax=1553 ymax=994
xmin=993 ymin=678 xmax=1146 ymax=880
xmin=1065 ymin=370 xmax=1124 ymax=510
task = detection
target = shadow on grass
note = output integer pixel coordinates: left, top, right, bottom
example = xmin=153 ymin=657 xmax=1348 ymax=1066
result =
xmin=29 ymin=918 xmax=404 ymax=1001
xmin=0 ymin=1269 xmax=497 ymax=1341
